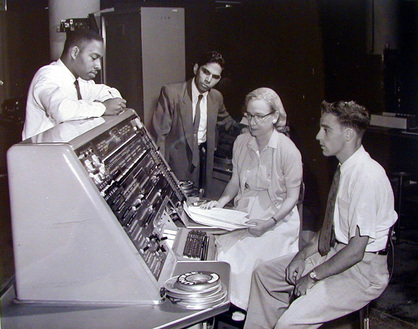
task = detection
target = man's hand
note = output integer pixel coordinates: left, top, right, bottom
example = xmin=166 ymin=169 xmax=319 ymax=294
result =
xmin=293 ymin=274 xmax=315 ymax=297
xmin=103 ymin=97 xmax=127 ymax=115
xmin=285 ymin=259 xmax=305 ymax=285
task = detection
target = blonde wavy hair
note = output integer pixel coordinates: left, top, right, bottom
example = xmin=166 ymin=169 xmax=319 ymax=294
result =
xmin=245 ymin=87 xmax=289 ymax=134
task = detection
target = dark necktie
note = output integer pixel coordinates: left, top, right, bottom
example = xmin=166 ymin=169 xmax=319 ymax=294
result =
xmin=192 ymin=94 xmax=203 ymax=167
xmin=318 ymin=165 xmax=341 ymax=256
xmin=74 ymin=79 xmax=82 ymax=100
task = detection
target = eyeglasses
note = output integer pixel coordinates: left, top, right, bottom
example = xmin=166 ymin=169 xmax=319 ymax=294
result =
xmin=244 ymin=111 xmax=275 ymax=124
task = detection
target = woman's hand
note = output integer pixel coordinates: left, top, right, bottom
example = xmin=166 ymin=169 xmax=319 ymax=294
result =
xmin=246 ymin=218 xmax=275 ymax=237
xmin=200 ymin=200 xmax=222 ymax=210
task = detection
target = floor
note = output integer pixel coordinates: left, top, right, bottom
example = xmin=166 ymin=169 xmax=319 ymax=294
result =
xmin=1 ymin=173 xmax=417 ymax=328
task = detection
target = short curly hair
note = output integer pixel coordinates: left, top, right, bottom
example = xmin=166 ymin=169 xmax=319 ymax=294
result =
xmin=62 ymin=29 xmax=102 ymax=55
xmin=321 ymin=100 xmax=370 ymax=135
xmin=196 ymin=51 xmax=225 ymax=69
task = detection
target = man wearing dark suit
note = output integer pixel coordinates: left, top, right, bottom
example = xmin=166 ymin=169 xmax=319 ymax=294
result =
xmin=151 ymin=51 xmax=234 ymax=195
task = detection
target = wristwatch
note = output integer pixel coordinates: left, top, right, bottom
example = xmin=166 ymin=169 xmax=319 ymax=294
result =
xmin=309 ymin=270 xmax=320 ymax=282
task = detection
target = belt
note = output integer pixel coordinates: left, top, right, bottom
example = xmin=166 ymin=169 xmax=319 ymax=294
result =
xmin=366 ymin=249 xmax=387 ymax=255
xmin=336 ymin=241 xmax=388 ymax=256
xmin=199 ymin=142 xmax=207 ymax=152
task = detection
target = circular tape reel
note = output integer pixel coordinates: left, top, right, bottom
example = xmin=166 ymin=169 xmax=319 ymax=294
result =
xmin=174 ymin=271 xmax=220 ymax=292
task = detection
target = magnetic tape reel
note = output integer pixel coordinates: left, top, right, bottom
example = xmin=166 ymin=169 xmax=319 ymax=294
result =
xmin=174 ymin=271 xmax=220 ymax=292
xmin=163 ymin=271 xmax=227 ymax=310
xmin=179 ymin=180 xmax=199 ymax=197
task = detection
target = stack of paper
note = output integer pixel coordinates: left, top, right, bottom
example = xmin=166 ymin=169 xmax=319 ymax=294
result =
xmin=183 ymin=203 xmax=252 ymax=231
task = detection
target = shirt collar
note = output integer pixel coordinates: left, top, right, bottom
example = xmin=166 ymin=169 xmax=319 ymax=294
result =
xmin=267 ymin=130 xmax=280 ymax=149
xmin=248 ymin=129 xmax=280 ymax=152
xmin=192 ymin=78 xmax=208 ymax=101
xmin=340 ymin=145 xmax=367 ymax=173
xmin=57 ymin=59 xmax=77 ymax=83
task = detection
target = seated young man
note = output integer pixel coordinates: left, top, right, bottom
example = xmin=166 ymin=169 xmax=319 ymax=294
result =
xmin=244 ymin=100 xmax=398 ymax=329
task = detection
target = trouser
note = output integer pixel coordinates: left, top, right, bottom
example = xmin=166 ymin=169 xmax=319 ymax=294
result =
xmin=244 ymin=244 xmax=389 ymax=329
xmin=189 ymin=143 xmax=207 ymax=191
xmin=198 ymin=142 xmax=207 ymax=189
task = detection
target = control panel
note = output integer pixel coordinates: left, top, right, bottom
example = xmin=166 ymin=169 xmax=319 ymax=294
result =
xmin=7 ymin=110 xmax=198 ymax=303
xmin=76 ymin=116 xmax=186 ymax=280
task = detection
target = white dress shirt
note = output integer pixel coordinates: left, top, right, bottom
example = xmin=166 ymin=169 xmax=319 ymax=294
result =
xmin=191 ymin=78 xmax=208 ymax=145
xmin=334 ymin=146 xmax=398 ymax=251
xmin=22 ymin=59 xmax=121 ymax=140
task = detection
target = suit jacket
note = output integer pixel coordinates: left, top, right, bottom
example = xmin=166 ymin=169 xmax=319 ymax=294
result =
xmin=151 ymin=79 xmax=228 ymax=191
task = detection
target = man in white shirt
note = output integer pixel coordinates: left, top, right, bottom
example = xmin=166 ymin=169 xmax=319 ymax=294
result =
xmin=244 ymin=100 xmax=398 ymax=329
xmin=22 ymin=29 xmax=126 ymax=140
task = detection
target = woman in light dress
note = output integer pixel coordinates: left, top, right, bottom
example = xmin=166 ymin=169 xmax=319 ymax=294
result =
xmin=202 ymin=87 xmax=303 ymax=311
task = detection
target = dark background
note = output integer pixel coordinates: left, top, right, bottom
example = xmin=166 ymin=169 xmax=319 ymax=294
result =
xmin=1 ymin=0 xmax=417 ymax=230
